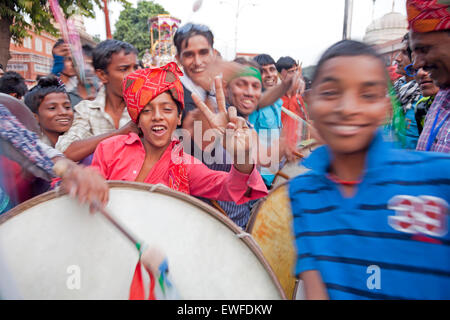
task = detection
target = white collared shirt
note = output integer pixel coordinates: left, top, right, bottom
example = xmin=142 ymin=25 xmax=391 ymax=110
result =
xmin=55 ymin=87 xmax=131 ymax=152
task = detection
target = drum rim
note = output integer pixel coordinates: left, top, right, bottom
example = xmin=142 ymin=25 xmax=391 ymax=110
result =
xmin=0 ymin=180 xmax=287 ymax=299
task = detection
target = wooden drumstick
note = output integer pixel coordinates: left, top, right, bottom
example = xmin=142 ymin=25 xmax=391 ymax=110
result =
xmin=293 ymin=151 xmax=304 ymax=159
xmin=281 ymin=106 xmax=313 ymax=129
xmin=53 ymin=160 xmax=144 ymax=252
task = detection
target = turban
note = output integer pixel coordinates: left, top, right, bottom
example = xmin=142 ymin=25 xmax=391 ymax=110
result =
xmin=407 ymin=0 xmax=450 ymax=32
xmin=123 ymin=62 xmax=185 ymax=123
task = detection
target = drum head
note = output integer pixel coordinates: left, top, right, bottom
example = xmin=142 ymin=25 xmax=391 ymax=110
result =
xmin=0 ymin=182 xmax=285 ymax=299
xmin=0 ymin=93 xmax=40 ymax=134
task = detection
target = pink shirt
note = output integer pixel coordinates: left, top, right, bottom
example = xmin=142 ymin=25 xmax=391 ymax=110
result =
xmin=91 ymin=133 xmax=268 ymax=204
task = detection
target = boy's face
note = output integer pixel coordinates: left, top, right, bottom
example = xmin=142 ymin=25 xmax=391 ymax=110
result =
xmin=226 ymin=76 xmax=262 ymax=119
xmin=36 ymin=92 xmax=73 ymax=134
xmin=307 ymin=55 xmax=389 ymax=155
xmin=97 ymin=50 xmax=138 ymax=98
xmin=138 ymin=91 xmax=181 ymax=151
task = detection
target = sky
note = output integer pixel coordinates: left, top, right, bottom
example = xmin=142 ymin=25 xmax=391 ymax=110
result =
xmin=84 ymin=0 xmax=407 ymax=67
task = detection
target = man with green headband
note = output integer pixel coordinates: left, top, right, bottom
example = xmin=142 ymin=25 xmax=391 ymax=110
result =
xmin=248 ymin=54 xmax=284 ymax=187
xmin=225 ymin=57 xmax=287 ymax=189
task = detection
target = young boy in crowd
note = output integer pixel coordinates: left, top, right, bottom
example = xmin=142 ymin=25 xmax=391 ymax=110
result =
xmin=24 ymin=76 xmax=74 ymax=147
xmin=55 ymin=39 xmax=139 ymax=163
xmin=0 ymin=72 xmax=28 ymax=100
xmin=290 ymin=40 xmax=449 ymax=300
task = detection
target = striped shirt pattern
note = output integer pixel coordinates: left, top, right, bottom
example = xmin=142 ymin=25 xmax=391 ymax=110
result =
xmin=416 ymin=88 xmax=450 ymax=153
xmin=289 ymin=131 xmax=450 ymax=299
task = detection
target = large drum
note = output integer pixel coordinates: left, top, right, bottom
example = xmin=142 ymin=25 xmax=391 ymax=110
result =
xmin=247 ymin=183 xmax=303 ymax=300
xmin=0 ymin=182 xmax=285 ymax=299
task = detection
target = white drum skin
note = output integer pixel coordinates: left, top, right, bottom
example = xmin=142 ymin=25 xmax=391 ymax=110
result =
xmin=0 ymin=182 xmax=285 ymax=300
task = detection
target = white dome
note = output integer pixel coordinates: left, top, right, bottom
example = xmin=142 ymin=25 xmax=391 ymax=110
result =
xmin=363 ymin=12 xmax=408 ymax=45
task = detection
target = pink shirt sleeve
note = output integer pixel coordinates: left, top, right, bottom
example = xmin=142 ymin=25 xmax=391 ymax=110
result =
xmin=90 ymin=141 xmax=109 ymax=179
xmin=187 ymin=161 xmax=268 ymax=204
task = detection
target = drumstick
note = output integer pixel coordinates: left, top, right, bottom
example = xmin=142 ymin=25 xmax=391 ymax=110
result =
xmin=281 ymin=106 xmax=313 ymax=130
xmin=92 ymin=201 xmax=144 ymax=251
xmin=53 ymin=160 xmax=144 ymax=252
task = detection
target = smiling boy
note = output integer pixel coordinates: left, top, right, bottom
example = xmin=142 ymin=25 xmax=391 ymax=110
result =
xmin=91 ymin=63 xmax=267 ymax=204
xmin=290 ymin=40 xmax=449 ymax=300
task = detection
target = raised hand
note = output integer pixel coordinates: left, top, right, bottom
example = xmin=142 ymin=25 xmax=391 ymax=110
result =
xmin=191 ymin=76 xmax=255 ymax=174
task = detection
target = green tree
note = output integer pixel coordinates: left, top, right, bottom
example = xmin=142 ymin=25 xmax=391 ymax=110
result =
xmin=113 ymin=1 xmax=168 ymax=59
xmin=0 ymin=0 xmax=127 ymax=69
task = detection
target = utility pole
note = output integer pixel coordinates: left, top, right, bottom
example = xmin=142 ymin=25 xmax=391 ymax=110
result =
xmin=220 ymin=0 xmax=256 ymax=58
xmin=103 ymin=0 xmax=112 ymax=39
xmin=234 ymin=0 xmax=240 ymax=57
xmin=372 ymin=0 xmax=377 ymax=21
xmin=342 ymin=0 xmax=353 ymax=40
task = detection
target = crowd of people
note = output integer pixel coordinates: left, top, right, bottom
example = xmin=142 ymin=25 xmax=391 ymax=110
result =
xmin=0 ymin=0 xmax=448 ymax=300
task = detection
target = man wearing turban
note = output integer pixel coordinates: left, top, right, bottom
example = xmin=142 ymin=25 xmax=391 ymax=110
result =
xmin=407 ymin=0 xmax=450 ymax=153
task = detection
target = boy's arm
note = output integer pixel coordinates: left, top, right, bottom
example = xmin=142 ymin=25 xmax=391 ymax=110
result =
xmin=300 ymin=270 xmax=329 ymax=300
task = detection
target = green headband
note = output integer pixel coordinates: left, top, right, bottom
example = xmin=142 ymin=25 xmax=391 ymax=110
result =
xmin=234 ymin=66 xmax=262 ymax=83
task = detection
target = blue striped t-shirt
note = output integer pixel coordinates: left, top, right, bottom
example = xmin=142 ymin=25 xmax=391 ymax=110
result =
xmin=289 ymin=131 xmax=450 ymax=299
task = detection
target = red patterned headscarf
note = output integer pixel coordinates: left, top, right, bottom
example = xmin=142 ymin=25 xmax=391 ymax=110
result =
xmin=407 ymin=0 xmax=450 ymax=32
xmin=122 ymin=62 xmax=189 ymax=195
xmin=123 ymin=62 xmax=185 ymax=123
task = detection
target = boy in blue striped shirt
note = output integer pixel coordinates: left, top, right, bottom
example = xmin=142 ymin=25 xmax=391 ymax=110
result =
xmin=289 ymin=40 xmax=450 ymax=300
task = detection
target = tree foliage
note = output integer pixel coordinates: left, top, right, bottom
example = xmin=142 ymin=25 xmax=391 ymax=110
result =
xmin=113 ymin=1 xmax=168 ymax=59
xmin=0 ymin=0 xmax=126 ymax=67
xmin=1 ymin=0 xmax=122 ymax=44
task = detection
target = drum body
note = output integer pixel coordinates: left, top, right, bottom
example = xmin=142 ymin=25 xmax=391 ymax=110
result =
xmin=246 ymin=184 xmax=298 ymax=299
xmin=0 ymin=182 xmax=284 ymax=299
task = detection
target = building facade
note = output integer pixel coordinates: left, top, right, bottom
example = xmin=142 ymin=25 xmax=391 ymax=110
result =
xmin=363 ymin=11 xmax=408 ymax=67
xmin=8 ymin=30 xmax=56 ymax=87
xmin=6 ymin=15 xmax=97 ymax=87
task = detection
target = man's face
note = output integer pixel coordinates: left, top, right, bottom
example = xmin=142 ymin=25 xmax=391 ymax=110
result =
xmin=97 ymin=51 xmax=138 ymax=98
xmin=63 ymin=57 xmax=77 ymax=78
xmin=394 ymin=41 xmax=411 ymax=76
xmin=176 ymin=35 xmax=214 ymax=85
xmin=138 ymin=92 xmax=181 ymax=151
xmin=410 ymin=31 xmax=450 ymax=88
xmin=279 ymin=65 xmax=298 ymax=81
xmin=226 ymin=76 xmax=262 ymax=119
xmin=260 ymin=64 xmax=278 ymax=89
xmin=415 ymin=67 xmax=440 ymax=97
xmin=307 ymin=55 xmax=389 ymax=155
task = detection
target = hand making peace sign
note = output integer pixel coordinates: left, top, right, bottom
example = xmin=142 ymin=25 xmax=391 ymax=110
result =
xmin=191 ymin=76 xmax=255 ymax=174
